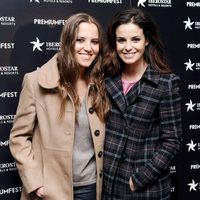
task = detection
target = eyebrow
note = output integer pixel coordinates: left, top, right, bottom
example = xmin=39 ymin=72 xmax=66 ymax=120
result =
xmin=116 ymin=35 xmax=141 ymax=38
xmin=77 ymin=36 xmax=99 ymax=39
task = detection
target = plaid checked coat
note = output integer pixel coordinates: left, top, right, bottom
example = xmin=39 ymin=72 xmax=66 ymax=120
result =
xmin=102 ymin=66 xmax=182 ymax=200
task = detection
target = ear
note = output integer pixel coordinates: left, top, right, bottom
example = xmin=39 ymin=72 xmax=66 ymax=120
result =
xmin=145 ymin=39 xmax=149 ymax=46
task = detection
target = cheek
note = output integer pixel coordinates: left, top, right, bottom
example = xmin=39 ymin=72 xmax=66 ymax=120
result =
xmin=93 ymin=46 xmax=100 ymax=54
xmin=116 ymin=44 xmax=123 ymax=53
xmin=74 ymin=43 xmax=80 ymax=52
xmin=140 ymin=42 xmax=148 ymax=50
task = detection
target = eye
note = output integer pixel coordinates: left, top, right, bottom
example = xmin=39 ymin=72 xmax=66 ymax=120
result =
xmin=76 ymin=37 xmax=84 ymax=43
xmin=132 ymin=37 xmax=140 ymax=43
xmin=116 ymin=37 xmax=126 ymax=44
xmin=91 ymin=39 xmax=99 ymax=45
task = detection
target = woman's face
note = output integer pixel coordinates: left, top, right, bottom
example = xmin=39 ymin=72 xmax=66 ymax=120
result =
xmin=115 ymin=22 xmax=148 ymax=67
xmin=74 ymin=22 xmax=100 ymax=68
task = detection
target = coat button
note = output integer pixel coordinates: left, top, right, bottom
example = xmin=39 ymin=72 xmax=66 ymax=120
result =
xmin=121 ymin=153 xmax=127 ymax=161
xmin=65 ymin=131 xmax=71 ymax=135
xmin=89 ymin=107 xmax=94 ymax=114
xmin=98 ymin=151 xmax=103 ymax=158
xmin=94 ymin=130 xmax=100 ymax=136
xmin=99 ymin=170 xmax=102 ymax=178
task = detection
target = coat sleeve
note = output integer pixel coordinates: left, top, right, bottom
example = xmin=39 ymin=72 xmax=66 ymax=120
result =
xmin=9 ymin=73 xmax=43 ymax=194
xmin=132 ymin=74 xmax=182 ymax=190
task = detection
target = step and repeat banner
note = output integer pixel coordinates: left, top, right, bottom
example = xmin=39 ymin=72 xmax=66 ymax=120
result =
xmin=0 ymin=0 xmax=199 ymax=199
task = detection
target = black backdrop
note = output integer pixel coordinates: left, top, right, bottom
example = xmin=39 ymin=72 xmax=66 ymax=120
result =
xmin=0 ymin=0 xmax=200 ymax=199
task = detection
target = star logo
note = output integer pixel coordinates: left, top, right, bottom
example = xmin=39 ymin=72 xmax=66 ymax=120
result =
xmin=30 ymin=37 xmax=44 ymax=52
xmin=188 ymin=179 xmax=198 ymax=191
xmin=184 ymin=59 xmax=195 ymax=71
xmin=30 ymin=0 xmax=40 ymax=2
xmin=183 ymin=17 xmax=194 ymax=30
xmin=137 ymin=0 xmax=147 ymax=7
xmin=186 ymin=140 xmax=197 ymax=152
xmin=185 ymin=99 xmax=196 ymax=112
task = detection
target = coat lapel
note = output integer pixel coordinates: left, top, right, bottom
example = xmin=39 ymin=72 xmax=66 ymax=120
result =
xmin=37 ymin=53 xmax=59 ymax=89
xmin=105 ymin=75 xmax=126 ymax=113
xmin=124 ymin=66 xmax=160 ymax=106
xmin=124 ymin=81 xmax=140 ymax=107
xmin=106 ymin=66 xmax=161 ymax=108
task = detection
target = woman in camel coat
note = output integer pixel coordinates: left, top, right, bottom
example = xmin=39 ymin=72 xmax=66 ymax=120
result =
xmin=9 ymin=13 xmax=109 ymax=200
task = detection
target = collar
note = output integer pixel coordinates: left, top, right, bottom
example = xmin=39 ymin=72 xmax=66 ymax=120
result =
xmin=37 ymin=54 xmax=96 ymax=93
xmin=141 ymin=65 xmax=160 ymax=85
xmin=105 ymin=65 xmax=160 ymax=91
xmin=105 ymin=65 xmax=161 ymax=111
xmin=37 ymin=53 xmax=59 ymax=89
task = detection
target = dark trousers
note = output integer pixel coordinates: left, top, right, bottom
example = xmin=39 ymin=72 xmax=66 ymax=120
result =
xmin=74 ymin=183 xmax=96 ymax=200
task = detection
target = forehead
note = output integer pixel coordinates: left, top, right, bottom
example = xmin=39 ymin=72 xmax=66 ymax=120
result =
xmin=77 ymin=22 xmax=99 ymax=37
xmin=116 ymin=23 xmax=144 ymax=37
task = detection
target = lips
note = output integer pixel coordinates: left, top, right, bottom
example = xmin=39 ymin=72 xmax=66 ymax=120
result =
xmin=123 ymin=52 xmax=135 ymax=58
xmin=79 ymin=53 xmax=92 ymax=60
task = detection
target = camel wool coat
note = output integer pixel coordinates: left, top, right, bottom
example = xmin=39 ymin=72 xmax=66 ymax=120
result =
xmin=9 ymin=54 xmax=105 ymax=200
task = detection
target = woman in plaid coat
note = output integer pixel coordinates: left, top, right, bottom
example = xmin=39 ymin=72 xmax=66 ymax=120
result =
xmin=102 ymin=8 xmax=182 ymax=199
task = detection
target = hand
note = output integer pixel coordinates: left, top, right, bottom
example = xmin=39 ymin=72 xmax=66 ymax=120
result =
xmin=35 ymin=186 xmax=44 ymax=198
xmin=129 ymin=177 xmax=136 ymax=192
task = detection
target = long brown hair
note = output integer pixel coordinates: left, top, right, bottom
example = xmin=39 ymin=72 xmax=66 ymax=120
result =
xmin=57 ymin=13 xmax=109 ymax=121
xmin=103 ymin=8 xmax=171 ymax=77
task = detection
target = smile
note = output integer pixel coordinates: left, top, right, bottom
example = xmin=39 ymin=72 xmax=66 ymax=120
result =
xmin=79 ymin=53 xmax=92 ymax=59
xmin=123 ymin=52 xmax=135 ymax=58
xmin=123 ymin=52 xmax=136 ymax=55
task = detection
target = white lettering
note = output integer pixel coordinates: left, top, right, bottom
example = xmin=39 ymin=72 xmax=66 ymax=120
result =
xmin=186 ymin=2 xmax=200 ymax=7
xmin=0 ymin=66 xmax=18 ymax=72
xmin=88 ymin=0 xmax=122 ymax=4
xmin=149 ymin=0 xmax=171 ymax=3
xmin=0 ymin=187 xmax=22 ymax=195
xmin=187 ymin=43 xmax=200 ymax=48
xmin=0 ymin=115 xmax=15 ymax=120
xmin=0 ymin=92 xmax=18 ymax=98
xmin=188 ymin=84 xmax=200 ymax=89
xmin=0 ymin=140 xmax=9 ymax=147
xmin=189 ymin=124 xmax=200 ymax=130
xmin=191 ymin=164 xmax=200 ymax=169
xmin=0 ymin=16 xmax=15 ymax=22
xmin=0 ymin=43 xmax=15 ymax=49
xmin=34 ymin=19 xmax=66 ymax=25
xmin=0 ymin=162 xmax=16 ymax=169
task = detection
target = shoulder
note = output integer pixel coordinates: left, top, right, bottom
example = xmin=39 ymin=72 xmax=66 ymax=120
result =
xmin=160 ymin=72 xmax=180 ymax=81
xmin=159 ymin=72 xmax=181 ymax=91
xmin=159 ymin=72 xmax=180 ymax=84
xmin=27 ymin=54 xmax=59 ymax=89
xmin=22 ymin=69 xmax=38 ymax=87
xmin=22 ymin=54 xmax=59 ymax=89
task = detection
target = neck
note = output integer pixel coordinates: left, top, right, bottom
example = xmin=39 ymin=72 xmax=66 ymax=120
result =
xmin=76 ymin=78 xmax=88 ymax=104
xmin=122 ymin=60 xmax=148 ymax=82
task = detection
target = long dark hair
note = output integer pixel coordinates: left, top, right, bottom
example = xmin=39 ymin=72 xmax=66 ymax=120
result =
xmin=57 ymin=13 xmax=109 ymax=121
xmin=103 ymin=8 xmax=171 ymax=77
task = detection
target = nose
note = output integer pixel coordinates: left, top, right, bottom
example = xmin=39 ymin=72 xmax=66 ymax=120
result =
xmin=125 ymin=41 xmax=132 ymax=51
xmin=84 ymin=42 xmax=92 ymax=52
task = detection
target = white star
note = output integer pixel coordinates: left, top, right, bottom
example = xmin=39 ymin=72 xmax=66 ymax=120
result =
xmin=137 ymin=0 xmax=147 ymax=7
xmin=188 ymin=179 xmax=198 ymax=191
xmin=30 ymin=37 xmax=44 ymax=52
xmin=184 ymin=59 xmax=195 ymax=71
xmin=183 ymin=17 xmax=194 ymax=30
xmin=30 ymin=0 xmax=40 ymax=2
xmin=185 ymin=99 xmax=196 ymax=112
xmin=186 ymin=140 xmax=197 ymax=152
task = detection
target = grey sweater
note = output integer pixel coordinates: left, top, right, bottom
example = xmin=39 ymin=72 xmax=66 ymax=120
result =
xmin=72 ymin=96 xmax=96 ymax=187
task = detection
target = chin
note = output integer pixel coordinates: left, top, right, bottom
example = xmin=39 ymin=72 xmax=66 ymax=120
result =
xmin=123 ymin=60 xmax=136 ymax=65
xmin=79 ymin=63 xmax=92 ymax=68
